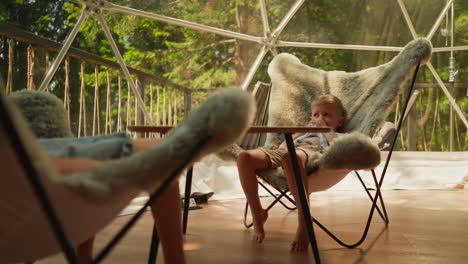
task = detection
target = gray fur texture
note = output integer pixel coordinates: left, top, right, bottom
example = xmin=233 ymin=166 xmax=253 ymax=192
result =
xmin=256 ymin=133 xmax=381 ymax=190
xmin=266 ymin=38 xmax=432 ymax=145
xmin=318 ymin=132 xmax=381 ymax=170
xmin=254 ymin=39 xmax=432 ymax=191
xmin=9 ymin=90 xmax=73 ymax=138
xmin=217 ymin=38 xmax=432 ymax=165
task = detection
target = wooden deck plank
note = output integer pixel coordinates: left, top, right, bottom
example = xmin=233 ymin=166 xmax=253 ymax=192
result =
xmin=42 ymin=190 xmax=468 ymax=264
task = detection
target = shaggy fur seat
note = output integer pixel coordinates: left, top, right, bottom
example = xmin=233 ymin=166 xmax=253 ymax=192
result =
xmin=9 ymin=89 xmax=73 ymax=138
xmin=243 ymin=38 xmax=432 ymax=191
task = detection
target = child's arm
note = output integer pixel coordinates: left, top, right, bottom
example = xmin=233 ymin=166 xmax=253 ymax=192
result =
xmin=311 ymin=119 xmax=339 ymax=144
xmin=277 ymin=132 xmax=306 ymax=149
xmin=323 ymin=130 xmax=339 ymax=144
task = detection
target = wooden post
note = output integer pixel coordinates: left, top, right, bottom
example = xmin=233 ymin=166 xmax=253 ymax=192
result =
xmin=156 ymin=86 xmax=160 ymax=125
xmin=105 ymin=71 xmax=112 ymax=134
xmin=173 ymin=92 xmax=178 ymax=125
xmin=184 ymin=90 xmax=192 ymax=116
xmin=27 ymin=45 xmax=35 ymax=90
xmin=136 ymin=77 xmax=145 ymax=138
xmin=6 ymin=39 xmax=14 ymax=95
xmin=126 ymin=82 xmax=131 ymax=130
xmin=93 ymin=66 xmax=100 ymax=136
xmin=117 ymin=74 xmax=122 ymax=132
xmin=78 ymin=63 xmax=87 ymax=137
xmin=163 ymin=87 xmax=166 ymax=126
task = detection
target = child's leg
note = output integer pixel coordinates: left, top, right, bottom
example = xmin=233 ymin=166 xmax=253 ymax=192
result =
xmin=281 ymin=151 xmax=312 ymax=252
xmin=237 ymin=149 xmax=271 ymax=243
xmin=54 ymin=142 xmax=184 ymax=264
xmin=52 ymin=158 xmax=100 ymax=264
xmin=150 ymin=180 xmax=185 ymax=264
xmin=131 ymin=138 xmax=163 ymax=152
xmin=133 ymin=138 xmax=185 ymax=264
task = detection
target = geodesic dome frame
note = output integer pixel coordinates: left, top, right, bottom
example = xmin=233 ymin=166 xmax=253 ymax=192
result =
xmin=38 ymin=0 xmax=467 ymax=130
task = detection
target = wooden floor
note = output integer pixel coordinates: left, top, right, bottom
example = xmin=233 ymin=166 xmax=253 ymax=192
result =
xmin=43 ymin=190 xmax=468 ymax=264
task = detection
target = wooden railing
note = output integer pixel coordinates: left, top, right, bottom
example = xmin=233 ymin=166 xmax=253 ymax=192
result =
xmin=0 ymin=24 xmax=214 ymax=137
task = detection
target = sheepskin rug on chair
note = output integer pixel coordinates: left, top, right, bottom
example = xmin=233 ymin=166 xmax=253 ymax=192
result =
xmin=214 ymin=38 xmax=433 ymax=192
xmin=9 ymin=89 xmax=73 ymax=138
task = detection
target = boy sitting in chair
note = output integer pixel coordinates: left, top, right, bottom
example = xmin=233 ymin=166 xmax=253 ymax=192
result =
xmin=237 ymin=95 xmax=345 ymax=252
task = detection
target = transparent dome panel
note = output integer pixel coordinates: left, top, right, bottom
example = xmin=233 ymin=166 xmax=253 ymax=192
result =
xmin=106 ymin=0 xmax=264 ymax=37
xmin=277 ymin=0 xmax=466 ymax=47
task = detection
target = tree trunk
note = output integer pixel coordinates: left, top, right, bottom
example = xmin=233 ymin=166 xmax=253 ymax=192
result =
xmin=234 ymin=1 xmax=257 ymax=88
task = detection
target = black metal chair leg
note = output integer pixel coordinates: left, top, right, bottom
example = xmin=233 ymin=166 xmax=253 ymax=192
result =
xmin=310 ymin=172 xmax=386 ymax=249
xmin=284 ymin=133 xmax=321 ymax=264
xmin=148 ymin=224 xmax=159 ymax=264
xmin=182 ymin=167 xmax=193 ymax=234
xmin=243 ymin=202 xmax=253 ymax=228
xmin=354 ymin=171 xmax=387 ymax=222
xmin=371 ymin=169 xmax=389 ymax=225
xmin=258 ymin=181 xmax=296 ymax=210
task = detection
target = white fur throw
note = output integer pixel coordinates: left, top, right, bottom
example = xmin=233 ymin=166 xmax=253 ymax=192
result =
xmin=9 ymin=90 xmax=73 ymax=138
xmin=265 ymin=38 xmax=432 ymax=145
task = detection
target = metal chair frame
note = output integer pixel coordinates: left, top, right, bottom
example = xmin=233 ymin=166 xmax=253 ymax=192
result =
xmin=243 ymin=169 xmax=389 ymax=229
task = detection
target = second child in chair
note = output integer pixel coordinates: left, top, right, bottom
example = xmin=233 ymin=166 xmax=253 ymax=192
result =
xmin=237 ymin=95 xmax=345 ymax=251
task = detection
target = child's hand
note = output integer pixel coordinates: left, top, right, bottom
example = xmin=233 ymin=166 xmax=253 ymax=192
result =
xmin=311 ymin=118 xmax=327 ymax=127
xmin=270 ymin=144 xmax=279 ymax=150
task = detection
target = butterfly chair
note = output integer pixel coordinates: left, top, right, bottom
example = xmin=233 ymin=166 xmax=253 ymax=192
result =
xmin=0 ymin=87 xmax=253 ymax=263
xmin=242 ymin=38 xmax=432 ymax=262
xmin=242 ymin=90 xmax=422 ymax=228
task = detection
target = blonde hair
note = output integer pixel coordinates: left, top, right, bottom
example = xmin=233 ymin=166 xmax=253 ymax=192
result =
xmin=311 ymin=95 xmax=344 ymax=116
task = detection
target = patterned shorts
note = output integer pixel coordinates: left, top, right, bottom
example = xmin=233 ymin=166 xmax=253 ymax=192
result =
xmin=259 ymin=136 xmax=323 ymax=169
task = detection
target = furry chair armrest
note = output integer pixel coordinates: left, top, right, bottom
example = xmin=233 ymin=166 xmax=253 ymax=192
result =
xmin=256 ymin=132 xmax=381 ymax=191
xmin=315 ymin=132 xmax=381 ymax=171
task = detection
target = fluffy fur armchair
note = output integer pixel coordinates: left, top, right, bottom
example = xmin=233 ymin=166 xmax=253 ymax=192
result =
xmin=246 ymin=39 xmax=432 ymax=191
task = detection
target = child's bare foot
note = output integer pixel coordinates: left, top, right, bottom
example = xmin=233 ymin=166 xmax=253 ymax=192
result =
xmin=252 ymin=209 xmax=268 ymax=243
xmin=290 ymin=225 xmax=310 ymax=251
